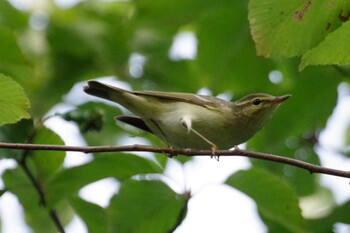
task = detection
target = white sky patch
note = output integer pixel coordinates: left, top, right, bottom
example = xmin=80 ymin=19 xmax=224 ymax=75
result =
xmin=0 ymin=193 xmax=32 ymax=233
xmin=65 ymin=216 xmax=87 ymax=233
xmin=116 ymin=135 xmax=159 ymax=164
xmin=79 ymin=178 xmax=120 ymax=208
xmin=318 ymin=83 xmax=350 ymax=204
xmin=29 ymin=10 xmax=49 ymax=30
xmin=268 ymin=70 xmax=283 ymax=84
xmin=197 ymin=87 xmax=212 ymax=96
xmin=129 ymin=53 xmax=146 ymax=78
xmin=175 ymin=184 xmax=266 ymax=233
xmin=169 ymin=32 xmax=197 ymax=61
xmin=164 ymin=155 xmax=255 ymax=232
xmin=8 ymin=0 xmax=34 ymax=11
xmin=0 ymin=159 xmax=17 ymax=189
xmin=54 ymin=0 xmax=82 ymax=8
xmin=43 ymin=102 xmax=93 ymax=167
xmin=217 ymin=91 xmax=233 ymax=101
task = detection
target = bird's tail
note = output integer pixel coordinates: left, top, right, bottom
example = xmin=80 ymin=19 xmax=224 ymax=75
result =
xmin=84 ymin=80 xmax=135 ymax=107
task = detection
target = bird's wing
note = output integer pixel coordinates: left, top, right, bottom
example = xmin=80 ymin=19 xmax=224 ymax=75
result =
xmin=132 ymin=90 xmax=231 ymax=109
xmin=115 ymin=116 xmax=154 ymax=134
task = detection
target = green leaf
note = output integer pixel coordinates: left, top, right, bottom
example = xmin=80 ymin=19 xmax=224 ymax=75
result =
xmin=0 ymin=1 xmax=28 ymax=30
xmin=30 ymin=126 xmax=65 ymax=180
xmin=196 ymin=1 xmax=276 ymax=95
xmin=61 ymin=108 xmax=104 ymax=133
xmin=46 ymin=153 xmax=161 ymax=206
xmin=134 ymin=0 xmax=210 ymax=29
xmin=107 ymin=180 xmax=188 ymax=233
xmin=78 ymin=102 xmax=123 ymax=146
xmin=2 ymin=167 xmax=72 ymax=233
xmin=0 ymin=189 xmax=6 ymax=197
xmin=0 ymin=29 xmax=35 ymax=86
xmin=226 ymin=168 xmax=305 ymax=233
xmin=306 ymin=200 xmax=350 ymax=233
xmin=300 ymin=20 xmax=350 ymax=70
xmin=69 ymin=197 xmax=108 ymax=233
xmin=0 ymin=74 xmax=31 ymax=126
xmin=248 ymin=0 xmax=350 ymax=57
xmin=0 ymin=119 xmax=33 ymax=158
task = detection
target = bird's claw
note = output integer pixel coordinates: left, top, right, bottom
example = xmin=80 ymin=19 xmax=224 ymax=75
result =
xmin=210 ymin=145 xmax=220 ymax=161
xmin=164 ymin=145 xmax=177 ymax=158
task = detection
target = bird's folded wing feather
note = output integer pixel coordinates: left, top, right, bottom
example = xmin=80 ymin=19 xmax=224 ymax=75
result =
xmin=115 ymin=116 xmax=154 ymax=134
xmin=132 ymin=90 xmax=230 ymax=109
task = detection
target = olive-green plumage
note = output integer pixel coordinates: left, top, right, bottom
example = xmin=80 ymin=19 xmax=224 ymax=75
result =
xmin=84 ymin=80 xmax=290 ymax=151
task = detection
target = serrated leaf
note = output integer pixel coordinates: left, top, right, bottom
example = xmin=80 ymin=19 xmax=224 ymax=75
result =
xmin=226 ymin=168 xmax=305 ymax=233
xmin=300 ymin=20 xmax=350 ymax=70
xmin=248 ymin=0 xmax=350 ymax=57
xmin=0 ymin=74 xmax=31 ymax=125
xmin=107 ymin=180 xmax=188 ymax=233
xmin=46 ymin=153 xmax=161 ymax=206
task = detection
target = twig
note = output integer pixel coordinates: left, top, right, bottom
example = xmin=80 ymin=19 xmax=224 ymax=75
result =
xmin=0 ymin=142 xmax=349 ymax=179
xmin=17 ymin=154 xmax=65 ymax=233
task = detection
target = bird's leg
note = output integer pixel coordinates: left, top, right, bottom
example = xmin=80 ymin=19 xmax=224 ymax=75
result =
xmin=165 ymin=143 xmax=176 ymax=158
xmin=180 ymin=117 xmax=218 ymax=159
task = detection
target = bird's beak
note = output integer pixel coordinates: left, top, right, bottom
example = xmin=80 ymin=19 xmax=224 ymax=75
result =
xmin=275 ymin=94 xmax=292 ymax=104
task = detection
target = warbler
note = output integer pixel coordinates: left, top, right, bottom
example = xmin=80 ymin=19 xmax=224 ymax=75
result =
xmin=84 ymin=80 xmax=290 ymax=152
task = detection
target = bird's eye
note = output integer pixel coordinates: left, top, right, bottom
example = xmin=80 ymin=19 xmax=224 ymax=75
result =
xmin=252 ymin=98 xmax=261 ymax=105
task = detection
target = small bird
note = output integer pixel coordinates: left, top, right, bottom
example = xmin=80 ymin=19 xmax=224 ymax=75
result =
xmin=84 ymin=80 xmax=290 ymax=153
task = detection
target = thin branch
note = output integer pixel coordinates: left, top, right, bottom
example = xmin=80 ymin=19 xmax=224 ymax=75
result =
xmin=0 ymin=142 xmax=349 ymax=179
xmin=17 ymin=154 xmax=65 ymax=233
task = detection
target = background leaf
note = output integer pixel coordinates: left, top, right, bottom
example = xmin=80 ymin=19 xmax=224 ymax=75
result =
xmin=30 ymin=126 xmax=65 ymax=180
xmin=69 ymin=197 xmax=108 ymax=233
xmin=226 ymin=168 xmax=305 ymax=233
xmin=107 ymin=180 xmax=188 ymax=233
xmin=46 ymin=153 xmax=161 ymax=206
xmin=0 ymin=74 xmax=31 ymax=125
xmin=2 ymin=167 xmax=73 ymax=233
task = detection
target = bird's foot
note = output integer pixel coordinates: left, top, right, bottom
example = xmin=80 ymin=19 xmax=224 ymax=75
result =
xmin=164 ymin=145 xmax=177 ymax=158
xmin=210 ymin=145 xmax=220 ymax=161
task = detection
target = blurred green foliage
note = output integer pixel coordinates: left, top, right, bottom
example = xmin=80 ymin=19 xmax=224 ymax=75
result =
xmin=0 ymin=0 xmax=350 ymax=232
